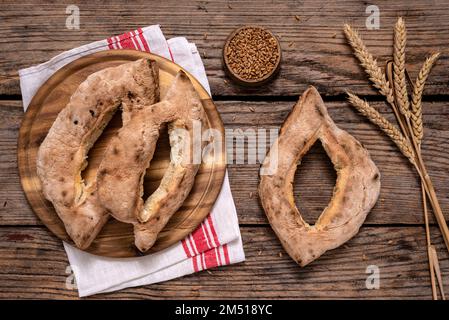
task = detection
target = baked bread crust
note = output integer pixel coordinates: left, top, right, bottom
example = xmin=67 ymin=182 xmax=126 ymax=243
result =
xmin=36 ymin=59 xmax=159 ymax=249
xmin=259 ymin=86 xmax=380 ymax=266
xmin=97 ymin=71 xmax=206 ymax=252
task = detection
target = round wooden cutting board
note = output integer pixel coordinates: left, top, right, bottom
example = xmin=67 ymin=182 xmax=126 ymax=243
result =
xmin=17 ymin=50 xmax=226 ymax=258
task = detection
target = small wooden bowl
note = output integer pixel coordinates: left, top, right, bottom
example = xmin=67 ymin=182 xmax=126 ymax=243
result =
xmin=223 ymin=25 xmax=282 ymax=87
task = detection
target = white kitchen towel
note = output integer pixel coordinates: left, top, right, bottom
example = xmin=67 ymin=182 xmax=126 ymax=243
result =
xmin=19 ymin=25 xmax=245 ymax=297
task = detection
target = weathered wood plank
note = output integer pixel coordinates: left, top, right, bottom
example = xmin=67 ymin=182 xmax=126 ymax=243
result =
xmin=2 ymin=100 xmax=449 ymax=225
xmin=0 ymin=225 xmax=447 ymax=299
xmin=1 ymin=0 xmax=449 ymax=96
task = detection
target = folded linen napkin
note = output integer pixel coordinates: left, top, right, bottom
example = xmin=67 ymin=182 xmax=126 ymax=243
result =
xmin=18 ymin=25 xmax=245 ymax=297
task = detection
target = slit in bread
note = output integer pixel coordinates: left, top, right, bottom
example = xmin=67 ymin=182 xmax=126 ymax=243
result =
xmin=258 ymin=86 xmax=381 ymax=266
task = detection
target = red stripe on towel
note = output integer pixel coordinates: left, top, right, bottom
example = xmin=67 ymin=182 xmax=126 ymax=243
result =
xmin=194 ymin=216 xmax=224 ymax=269
xmin=131 ymin=30 xmax=144 ymax=51
xmin=200 ymin=252 xmax=205 ymax=271
xmin=114 ymin=36 xmax=122 ymax=49
xmin=106 ymin=38 xmax=114 ymax=49
xmin=223 ymin=244 xmax=230 ymax=265
xmin=207 ymin=215 xmax=220 ymax=246
xmin=107 ymin=30 xmax=142 ymax=50
xmin=204 ymin=248 xmax=219 ymax=269
xmin=192 ymin=254 xmax=199 ymax=272
xmin=181 ymin=239 xmax=192 ymax=258
xmin=137 ymin=28 xmax=151 ymax=52
xmin=188 ymin=234 xmax=199 ymax=256
xmin=189 ymin=233 xmax=205 ymax=270
xmin=191 ymin=223 xmax=209 ymax=253
xmin=214 ymin=247 xmax=222 ymax=266
xmin=167 ymin=46 xmax=175 ymax=62
xmin=193 ymin=222 xmax=220 ymax=269
xmin=118 ymin=32 xmax=136 ymax=49
xmin=202 ymin=220 xmax=219 ymax=267
xmin=129 ymin=31 xmax=142 ymax=51
xmin=202 ymin=220 xmax=213 ymax=248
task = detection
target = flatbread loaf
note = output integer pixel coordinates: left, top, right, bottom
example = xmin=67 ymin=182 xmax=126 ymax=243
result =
xmin=97 ymin=70 xmax=206 ymax=252
xmin=259 ymin=86 xmax=380 ymax=266
xmin=36 ymin=58 xmax=160 ymax=249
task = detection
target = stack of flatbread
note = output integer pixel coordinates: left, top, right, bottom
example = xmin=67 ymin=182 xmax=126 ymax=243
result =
xmin=37 ymin=59 xmax=206 ymax=252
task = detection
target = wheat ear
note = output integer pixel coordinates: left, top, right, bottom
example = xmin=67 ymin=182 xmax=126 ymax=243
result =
xmin=411 ymin=52 xmax=440 ymax=144
xmin=393 ymin=17 xmax=411 ymax=118
xmin=343 ymin=24 xmax=395 ymax=105
xmin=347 ymin=92 xmax=415 ymax=163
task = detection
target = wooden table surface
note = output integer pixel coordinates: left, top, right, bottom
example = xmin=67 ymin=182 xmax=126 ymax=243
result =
xmin=1 ymin=0 xmax=449 ymax=299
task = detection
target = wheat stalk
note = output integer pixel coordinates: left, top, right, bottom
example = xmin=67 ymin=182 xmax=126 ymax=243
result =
xmin=393 ymin=17 xmax=411 ymax=118
xmin=347 ymin=92 xmax=415 ymax=163
xmin=344 ymin=19 xmax=448 ymax=300
xmin=343 ymin=24 xmax=395 ymax=105
xmin=411 ymin=52 xmax=440 ymax=144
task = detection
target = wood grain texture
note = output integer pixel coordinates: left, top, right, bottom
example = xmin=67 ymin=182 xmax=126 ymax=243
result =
xmin=3 ymin=100 xmax=449 ymax=226
xmin=0 ymin=225 xmax=447 ymax=299
xmin=2 ymin=0 xmax=449 ymax=299
xmin=1 ymin=0 xmax=449 ymax=97
xmin=16 ymin=50 xmax=226 ymax=257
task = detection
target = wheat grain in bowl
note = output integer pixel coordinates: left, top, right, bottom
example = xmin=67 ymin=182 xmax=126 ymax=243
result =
xmin=223 ymin=25 xmax=281 ymax=86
